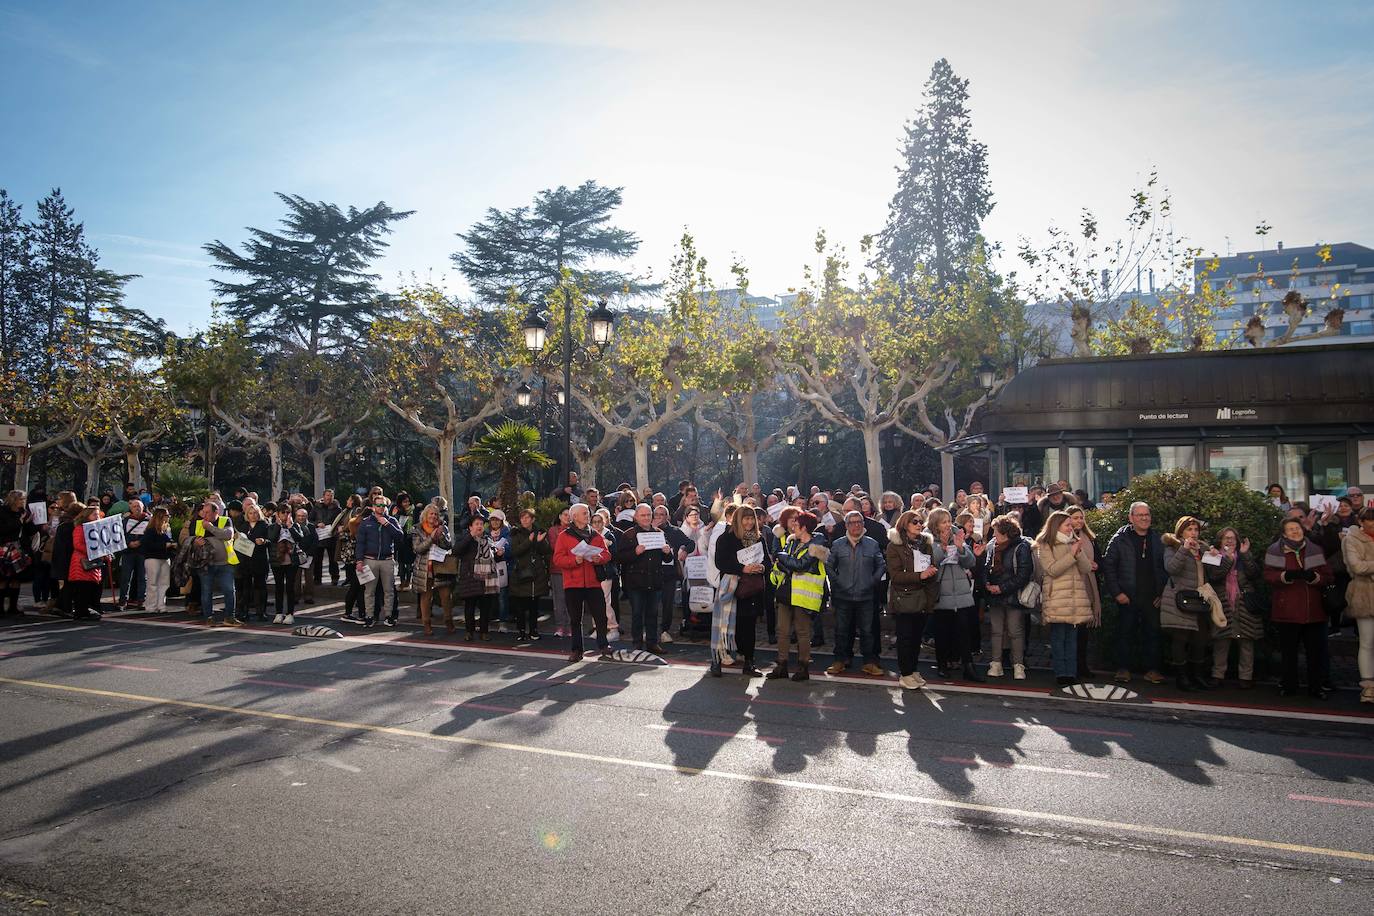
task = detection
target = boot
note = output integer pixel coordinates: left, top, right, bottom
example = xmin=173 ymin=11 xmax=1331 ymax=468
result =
xmin=1188 ymin=663 xmax=1212 ymax=691
xmin=1176 ymin=663 xmax=1195 ymax=691
xmin=740 ymin=658 xmax=762 ymax=677
xmin=961 ymin=663 xmax=984 ymax=683
xmin=766 ymin=662 xmax=790 ymax=680
xmin=708 ymin=659 xmax=722 ymax=678
xmin=790 ymin=662 xmax=810 ymax=682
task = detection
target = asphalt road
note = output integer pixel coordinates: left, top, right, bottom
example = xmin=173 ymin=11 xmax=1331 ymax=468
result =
xmin=2 ymin=613 xmax=1372 ymax=916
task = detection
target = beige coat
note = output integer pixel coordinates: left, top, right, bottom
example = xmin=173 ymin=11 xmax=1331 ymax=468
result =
xmin=1036 ymin=539 xmax=1096 ymax=626
xmin=1342 ymin=527 xmax=1374 ymax=619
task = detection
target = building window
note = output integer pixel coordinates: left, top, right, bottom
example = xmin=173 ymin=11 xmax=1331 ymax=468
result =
xmin=1003 ymin=447 xmax=1060 ymax=489
xmin=1069 ymin=447 xmax=1128 ymax=503
xmin=1279 ymin=442 xmax=1348 ymax=500
xmin=1206 ymin=444 xmax=1268 ymax=489
xmin=1348 ymin=320 xmax=1372 ymax=336
xmin=1134 ymin=445 xmax=1197 ymax=476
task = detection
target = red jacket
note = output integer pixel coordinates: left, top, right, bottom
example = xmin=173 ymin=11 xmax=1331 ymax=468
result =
xmin=68 ymin=523 xmax=105 ymax=583
xmin=1263 ymin=538 xmax=1330 ymax=625
xmin=553 ymin=528 xmax=609 ymax=589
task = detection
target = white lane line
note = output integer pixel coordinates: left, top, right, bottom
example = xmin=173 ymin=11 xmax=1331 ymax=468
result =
xmin=645 ymin=723 xmax=785 ymax=745
xmin=938 ymin=756 xmax=1110 ymax=779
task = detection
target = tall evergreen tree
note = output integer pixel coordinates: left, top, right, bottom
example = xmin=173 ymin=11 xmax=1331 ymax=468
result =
xmin=0 ymin=190 xmax=35 ymax=376
xmin=204 ymin=193 xmax=414 ymax=354
xmin=74 ymin=245 xmax=161 ymax=352
xmin=453 ymin=180 xmax=649 ymax=304
xmin=877 ymin=58 xmax=993 ymax=291
xmin=28 ymin=188 xmax=87 ymax=381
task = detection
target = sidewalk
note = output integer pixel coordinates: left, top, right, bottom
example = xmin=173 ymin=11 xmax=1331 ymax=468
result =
xmin=22 ymin=580 xmax=1372 ymax=726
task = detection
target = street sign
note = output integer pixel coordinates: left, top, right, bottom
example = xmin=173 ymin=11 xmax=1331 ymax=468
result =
xmin=0 ymin=425 xmax=28 ymax=449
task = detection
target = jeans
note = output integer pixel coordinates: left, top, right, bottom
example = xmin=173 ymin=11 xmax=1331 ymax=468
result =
xmin=987 ymin=601 xmax=1025 ymax=665
xmin=1050 ymin=623 xmax=1078 ymax=678
xmin=894 ymin=613 xmax=929 ymax=676
xmin=1113 ymin=600 xmax=1161 ymax=672
xmin=1278 ymin=621 xmax=1327 ymax=692
xmin=657 ymin=579 xmax=677 ymax=636
xmin=626 ymin=588 xmax=658 ymax=646
xmin=565 ymin=586 xmax=608 ymax=654
xmin=143 ymin=558 xmax=170 ymax=613
xmin=832 ymin=596 xmax=879 ymax=664
xmin=119 ymin=551 xmax=146 ymax=603
xmin=199 ymin=563 xmax=236 ymax=621
xmin=364 ymin=557 xmax=397 ymax=621
xmin=272 ymin=566 xmax=296 ymax=615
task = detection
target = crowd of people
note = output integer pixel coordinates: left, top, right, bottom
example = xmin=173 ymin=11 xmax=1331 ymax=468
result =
xmin=1 ymin=474 xmax=1371 ymax=705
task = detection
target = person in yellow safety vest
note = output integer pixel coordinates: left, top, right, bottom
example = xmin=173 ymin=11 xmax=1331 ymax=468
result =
xmin=194 ymin=501 xmax=241 ymax=627
xmin=768 ymin=510 xmax=829 ymax=682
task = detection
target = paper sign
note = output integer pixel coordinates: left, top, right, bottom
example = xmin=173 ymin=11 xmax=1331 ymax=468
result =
xmin=298 ymin=554 xmax=313 ymax=569
xmin=278 ymin=529 xmax=293 ymax=542
xmin=27 ymin=502 xmax=47 ymax=525
xmin=767 ymin=501 xmax=786 ymax=520
xmin=684 ymin=555 xmax=708 ymax=580
xmin=428 ymin=546 xmax=450 ymax=562
xmin=1201 ymin=552 xmax=1223 ymax=566
xmin=315 ymin=524 xmax=334 ymax=541
xmin=736 ymin=542 xmax=764 ymax=566
xmin=616 ymin=509 xmax=635 ymax=523
xmin=82 ymin=516 xmax=127 ymax=561
xmin=636 ymin=530 xmax=666 ymax=550
xmin=821 ymin=513 xmax=836 ymax=529
xmin=973 ymin=518 xmax=984 ymax=538
xmin=1002 ymin=486 xmax=1029 ymax=505
xmin=689 ymin=585 xmax=715 ymax=609
xmin=913 ymin=551 xmax=931 ymax=572
xmin=571 ymin=540 xmax=603 ymax=560
xmin=356 ymin=563 xmax=376 ymax=584
xmin=1310 ymin=494 xmax=1339 ymax=515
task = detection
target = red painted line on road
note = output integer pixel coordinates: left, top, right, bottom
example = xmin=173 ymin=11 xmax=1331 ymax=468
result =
xmin=533 ymin=677 xmax=624 ymax=690
xmin=1284 ymin=747 xmax=1374 ymax=762
xmin=432 ymin=700 xmax=539 ymax=716
xmin=734 ymin=695 xmax=847 ymax=711
xmin=240 ymin=678 xmax=336 ymax=693
xmin=210 ymin=646 xmax=270 ymax=655
xmin=1288 ymin=793 xmax=1374 ymax=809
xmin=971 ymin=719 xmax=1132 ymax=738
xmin=353 ymin=659 xmax=409 ymax=669
xmin=85 ymin=661 xmax=159 ymax=672
xmin=647 ymin=723 xmax=784 ymax=745
xmin=84 ymin=635 xmax=160 ymax=645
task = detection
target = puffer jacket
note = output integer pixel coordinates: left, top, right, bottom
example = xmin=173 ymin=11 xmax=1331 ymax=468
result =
xmin=1263 ymin=537 xmax=1330 ymax=625
xmin=1036 ymin=539 xmax=1095 ymax=626
xmin=1160 ymin=534 xmax=1232 ymax=632
xmin=67 ymin=523 xmax=105 ymax=583
xmin=885 ymin=527 xmax=938 ymax=614
xmin=930 ymin=539 xmax=976 ymax=610
xmin=508 ymin=526 xmax=552 ymax=599
xmin=983 ymin=536 xmax=1035 ymax=609
xmin=1205 ymin=549 xmax=1265 ymax=640
xmin=410 ymin=522 xmax=454 ymax=593
xmin=1341 ymin=527 xmax=1374 ymax=619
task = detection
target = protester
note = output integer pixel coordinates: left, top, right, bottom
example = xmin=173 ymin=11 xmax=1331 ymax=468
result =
xmin=356 ymin=496 xmax=404 ymax=627
xmin=770 ymin=510 xmax=826 ymax=681
xmin=268 ymin=503 xmax=303 ymax=625
xmin=1102 ymin=501 xmax=1167 ymax=685
xmin=1064 ymin=506 xmax=1102 ymax=679
xmin=927 ymin=507 xmax=982 ymax=682
xmin=983 ymin=514 xmax=1033 ymax=680
xmin=337 ymin=507 xmax=365 ymax=622
xmin=1035 ymin=510 xmax=1096 ymax=686
xmin=193 ymin=501 xmax=240 ymax=627
xmin=1342 ymin=507 xmax=1374 ymax=704
xmin=1265 ymin=517 xmax=1332 ymax=698
xmin=0 ymin=491 xmax=35 ymax=617
xmin=886 ymin=510 xmax=938 ymax=689
xmin=508 ymin=508 xmax=551 ymax=642
xmin=65 ymin=505 xmax=107 ymax=621
xmin=553 ymin=503 xmax=613 ymax=662
xmin=311 ymin=488 xmax=342 ymax=587
xmin=825 ymin=510 xmax=886 ymax=677
xmin=139 ymin=507 xmax=175 ymax=614
xmin=711 ymin=503 xmax=771 ymax=676
xmin=1207 ymin=527 xmax=1263 ymax=689
xmin=117 ymin=499 xmax=149 ymax=609
xmin=590 ymin=509 xmax=621 ymax=641
xmin=615 ymin=503 xmax=670 ymax=654
xmin=1161 ymin=516 xmax=1232 ymax=691
xmin=238 ymin=502 xmax=270 ymax=621
xmin=411 ymin=503 xmax=456 ymax=637
xmin=655 ymin=503 xmax=690 ymax=645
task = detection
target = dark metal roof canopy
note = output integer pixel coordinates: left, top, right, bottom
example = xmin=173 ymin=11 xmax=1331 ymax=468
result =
xmin=979 ymin=342 xmax=1374 ymax=434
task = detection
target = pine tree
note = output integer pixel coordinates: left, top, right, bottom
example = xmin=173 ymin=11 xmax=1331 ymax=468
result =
xmin=0 ymin=190 xmax=34 ymax=376
xmin=204 ymin=193 xmax=414 ymax=354
xmin=74 ymin=245 xmax=161 ymax=352
xmin=453 ymin=180 xmax=649 ymax=304
xmin=28 ymin=188 xmax=88 ymax=382
xmin=877 ymin=59 xmax=993 ymax=291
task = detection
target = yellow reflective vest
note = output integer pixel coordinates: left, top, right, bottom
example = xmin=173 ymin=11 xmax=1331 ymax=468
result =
xmin=781 ymin=536 xmax=826 ymax=612
xmin=195 ymin=517 xmax=239 ymax=565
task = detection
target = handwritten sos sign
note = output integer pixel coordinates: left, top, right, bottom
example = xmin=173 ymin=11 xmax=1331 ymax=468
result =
xmin=82 ymin=516 xmax=127 ymax=561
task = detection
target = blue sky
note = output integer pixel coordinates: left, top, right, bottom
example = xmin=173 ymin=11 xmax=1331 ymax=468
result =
xmin=3 ymin=0 xmax=1372 ymax=333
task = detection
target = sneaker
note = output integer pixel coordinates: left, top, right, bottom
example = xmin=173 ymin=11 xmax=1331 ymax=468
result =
xmin=341 ymin=611 xmax=358 ymax=622
xmin=607 ymin=628 xmax=621 ymax=642
xmin=826 ymin=661 xmax=847 ymax=676
xmin=224 ymin=617 xmax=244 ymax=628
xmin=283 ymin=614 xmax=295 ymax=625
xmin=1360 ymin=684 xmax=1374 ymax=704
xmin=986 ymin=661 xmax=1005 ymax=678
xmin=1013 ymin=664 xmax=1026 ymax=680
xmin=1143 ymin=670 xmax=1166 ymax=685
xmin=554 ymin=628 xmax=567 ymax=638
xmin=384 ymin=617 xmax=396 ymax=628
xmin=899 ymin=673 xmax=926 ymax=690
xmin=659 ymin=630 xmax=674 ymax=645
xmin=1113 ymin=668 xmax=1131 ymax=683
xmin=272 ymin=614 xmax=285 ymax=624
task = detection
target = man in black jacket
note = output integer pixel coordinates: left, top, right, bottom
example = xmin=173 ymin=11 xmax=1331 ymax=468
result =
xmin=613 ymin=504 xmax=669 ymax=653
xmin=1101 ymin=501 xmax=1168 ymax=684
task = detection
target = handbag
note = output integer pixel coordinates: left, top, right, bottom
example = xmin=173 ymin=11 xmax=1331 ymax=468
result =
xmin=1175 ymin=588 xmax=1208 ymax=615
xmin=1011 ymin=541 xmax=1041 ymax=608
xmin=736 ymin=572 xmax=765 ymax=599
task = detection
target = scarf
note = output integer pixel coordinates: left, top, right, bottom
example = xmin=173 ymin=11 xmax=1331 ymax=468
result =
xmin=566 ymin=524 xmax=594 ymax=543
xmin=1056 ymin=530 xmax=1072 ymax=545
xmin=421 ymin=514 xmax=440 ymax=536
xmin=1224 ymin=553 xmax=1240 ymax=609
xmin=739 ymin=525 xmax=760 ymax=548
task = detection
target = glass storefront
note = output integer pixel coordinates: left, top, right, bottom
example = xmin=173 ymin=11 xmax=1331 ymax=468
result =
xmin=1279 ymin=442 xmax=1349 ymax=500
xmin=1003 ymin=447 xmax=1060 ymax=488
xmin=1069 ymin=446 xmax=1128 ymax=501
xmin=1134 ymin=445 xmax=1197 ymax=476
xmin=1206 ymin=444 xmax=1268 ymax=489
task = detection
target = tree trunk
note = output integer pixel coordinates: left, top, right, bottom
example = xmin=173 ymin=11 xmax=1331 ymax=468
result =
xmin=500 ymin=466 xmax=518 ymax=516
xmin=940 ymin=450 xmax=955 ymax=503
xmin=741 ymin=447 xmax=759 ymax=491
xmin=580 ymin=457 xmax=599 ymax=491
xmin=125 ymin=446 xmax=142 ymax=493
xmin=84 ymin=455 xmax=101 ymax=500
xmin=206 ymin=426 xmax=217 ymax=491
xmin=633 ymin=435 xmax=651 ymax=494
xmin=267 ymin=440 xmax=283 ymax=500
xmin=436 ymin=433 xmax=455 ymax=529
xmin=861 ymin=424 xmax=884 ymax=498
xmin=311 ymin=451 xmax=327 ymax=499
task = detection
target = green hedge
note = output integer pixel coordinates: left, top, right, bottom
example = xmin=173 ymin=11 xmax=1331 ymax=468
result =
xmin=1085 ymin=468 xmax=1284 ymax=551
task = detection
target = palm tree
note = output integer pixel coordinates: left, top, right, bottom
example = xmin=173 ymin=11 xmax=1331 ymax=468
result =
xmin=458 ymin=421 xmax=554 ymax=513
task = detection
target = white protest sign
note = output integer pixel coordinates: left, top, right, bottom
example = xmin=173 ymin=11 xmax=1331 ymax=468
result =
xmin=428 ymin=546 xmax=450 ymax=562
xmin=912 ymin=551 xmax=931 ymax=573
xmin=1201 ymin=552 xmax=1223 ymax=567
xmin=82 ymin=516 xmax=126 ymax=561
xmin=27 ymin=502 xmax=47 ymax=526
xmin=571 ymin=540 xmax=603 ymax=560
xmin=636 ymin=530 xmax=666 ymax=550
xmin=1002 ymin=486 xmax=1029 ymax=505
xmin=821 ymin=513 xmax=837 ymax=529
xmin=767 ymin=501 xmax=786 ymax=520
xmin=615 ymin=509 xmax=635 ymax=523
xmin=1310 ymin=494 xmax=1339 ymax=516
xmin=973 ymin=518 xmax=984 ymax=538
xmin=736 ymin=542 xmax=764 ymax=566
xmin=684 ymin=555 xmax=708 ymax=580
xmin=315 ymin=524 xmax=334 ymax=541
xmin=356 ymin=563 xmax=376 ymax=584
xmin=689 ymin=585 xmax=715 ymax=609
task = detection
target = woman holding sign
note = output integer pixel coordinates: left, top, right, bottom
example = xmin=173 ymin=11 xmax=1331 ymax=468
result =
xmin=411 ymin=503 xmax=456 ymax=637
xmin=0 ymin=490 xmax=36 ymax=617
xmin=66 ymin=506 xmax=106 ymax=621
xmin=712 ymin=505 xmax=772 ymax=676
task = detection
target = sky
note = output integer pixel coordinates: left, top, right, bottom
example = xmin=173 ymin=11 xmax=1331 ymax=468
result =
xmin=2 ymin=0 xmax=1372 ymax=333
